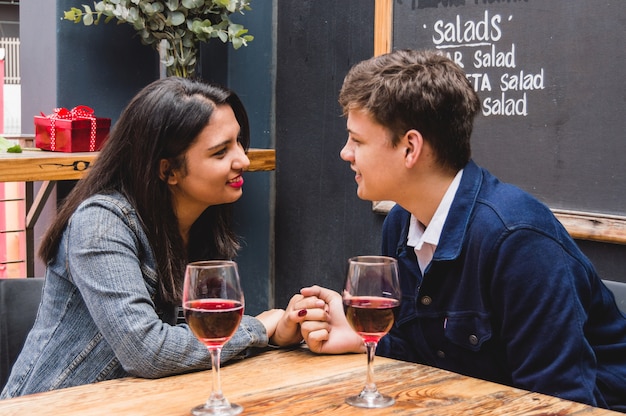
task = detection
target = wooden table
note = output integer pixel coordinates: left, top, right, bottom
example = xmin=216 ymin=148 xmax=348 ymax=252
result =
xmin=0 ymin=148 xmax=276 ymax=275
xmin=0 ymin=347 xmax=618 ymax=415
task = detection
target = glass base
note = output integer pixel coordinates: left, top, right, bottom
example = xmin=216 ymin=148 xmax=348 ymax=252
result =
xmin=345 ymin=389 xmax=395 ymax=409
xmin=191 ymin=402 xmax=243 ymax=416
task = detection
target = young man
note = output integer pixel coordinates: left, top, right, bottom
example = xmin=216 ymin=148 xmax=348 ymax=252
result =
xmin=299 ymin=49 xmax=626 ymax=412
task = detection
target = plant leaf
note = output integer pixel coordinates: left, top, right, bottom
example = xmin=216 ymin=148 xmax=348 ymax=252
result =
xmin=169 ymin=11 xmax=185 ymax=26
xmin=83 ymin=13 xmax=94 ymax=26
xmin=7 ymin=144 xmax=22 ymax=153
xmin=182 ymin=0 xmax=204 ymax=9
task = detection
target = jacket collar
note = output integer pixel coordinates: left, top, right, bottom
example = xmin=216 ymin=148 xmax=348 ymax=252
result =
xmin=433 ymin=159 xmax=483 ymax=261
xmin=392 ymin=160 xmax=483 ymax=263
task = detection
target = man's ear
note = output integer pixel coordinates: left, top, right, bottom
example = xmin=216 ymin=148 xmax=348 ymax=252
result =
xmin=159 ymin=159 xmax=178 ymax=184
xmin=403 ymin=129 xmax=423 ymax=168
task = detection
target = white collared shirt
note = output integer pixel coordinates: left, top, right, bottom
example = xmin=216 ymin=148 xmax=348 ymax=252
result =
xmin=407 ymin=169 xmax=464 ymax=274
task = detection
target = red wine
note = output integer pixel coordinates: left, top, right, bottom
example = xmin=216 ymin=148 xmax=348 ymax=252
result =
xmin=184 ymin=299 xmax=244 ymax=347
xmin=344 ymin=296 xmax=399 ymax=343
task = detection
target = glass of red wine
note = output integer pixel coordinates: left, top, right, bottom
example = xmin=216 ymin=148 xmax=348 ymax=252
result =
xmin=343 ymin=255 xmax=401 ymax=408
xmin=183 ymin=260 xmax=245 ymax=416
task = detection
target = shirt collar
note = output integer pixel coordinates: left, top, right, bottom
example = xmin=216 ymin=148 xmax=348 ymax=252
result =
xmin=407 ymin=169 xmax=464 ymax=250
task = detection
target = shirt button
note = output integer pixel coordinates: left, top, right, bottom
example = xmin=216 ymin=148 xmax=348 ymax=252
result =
xmin=436 ymin=350 xmax=446 ymax=358
xmin=420 ymin=296 xmax=432 ymax=306
xmin=469 ymin=334 xmax=479 ymax=345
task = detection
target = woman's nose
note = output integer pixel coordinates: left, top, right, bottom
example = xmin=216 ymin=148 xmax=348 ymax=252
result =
xmin=235 ymin=145 xmax=250 ymax=170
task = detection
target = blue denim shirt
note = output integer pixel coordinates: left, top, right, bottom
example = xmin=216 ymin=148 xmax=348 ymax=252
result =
xmin=1 ymin=192 xmax=268 ymax=398
xmin=377 ymin=160 xmax=626 ymax=412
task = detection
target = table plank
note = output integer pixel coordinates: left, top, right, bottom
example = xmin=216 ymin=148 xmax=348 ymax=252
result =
xmin=0 ymin=348 xmax=619 ymax=416
xmin=234 ymin=354 xmax=615 ymax=415
xmin=0 ymin=148 xmax=276 ymax=182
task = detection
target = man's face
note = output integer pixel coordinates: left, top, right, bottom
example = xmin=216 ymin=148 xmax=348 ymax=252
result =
xmin=340 ymin=109 xmax=405 ymax=202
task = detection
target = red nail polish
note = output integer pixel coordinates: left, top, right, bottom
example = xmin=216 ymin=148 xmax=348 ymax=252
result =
xmin=298 ymin=309 xmax=307 ymax=317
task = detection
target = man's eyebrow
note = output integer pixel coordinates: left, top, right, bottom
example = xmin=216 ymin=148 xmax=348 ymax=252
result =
xmin=346 ymin=128 xmax=361 ymax=137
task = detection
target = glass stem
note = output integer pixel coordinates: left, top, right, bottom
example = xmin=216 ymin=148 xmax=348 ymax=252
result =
xmin=208 ymin=346 xmax=226 ymax=404
xmin=364 ymin=341 xmax=378 ymax=393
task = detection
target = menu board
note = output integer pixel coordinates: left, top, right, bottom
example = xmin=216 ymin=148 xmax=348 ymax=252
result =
xmin=386 ymin=0 xmax=626 ymax=243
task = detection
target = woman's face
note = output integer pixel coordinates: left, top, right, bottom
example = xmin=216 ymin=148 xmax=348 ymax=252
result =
xmin=167 ymin=104 xmax=250 ymax=217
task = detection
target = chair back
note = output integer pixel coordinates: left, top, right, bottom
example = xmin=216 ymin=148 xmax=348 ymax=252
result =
xmin=0 ymin=278 xmax=44 ymax=390
xmin=603 ymin=279 xmax=626 ymax=315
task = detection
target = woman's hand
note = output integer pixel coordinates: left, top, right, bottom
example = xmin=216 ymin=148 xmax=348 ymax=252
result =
xmin=268 ymin=292 xmax=328 ymax=346
xmin=255 ymin=309 xmax=285 ymax=341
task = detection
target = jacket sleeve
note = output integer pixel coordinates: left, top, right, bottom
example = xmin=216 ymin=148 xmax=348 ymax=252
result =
xmin=66 ymin=197 xmax=268 ymax=378
xmin=490 ymin=227 xmax=605 ymax=407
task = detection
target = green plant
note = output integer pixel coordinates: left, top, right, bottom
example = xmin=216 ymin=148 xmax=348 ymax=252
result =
xmin=64 ymin=0 xmax=253 ymax=78
xmin=0 ymin=136 xmax=22 ymax=153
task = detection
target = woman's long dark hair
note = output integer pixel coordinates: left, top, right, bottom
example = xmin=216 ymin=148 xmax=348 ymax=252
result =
xmin=39 ymin=77 xmax=251 ymax=305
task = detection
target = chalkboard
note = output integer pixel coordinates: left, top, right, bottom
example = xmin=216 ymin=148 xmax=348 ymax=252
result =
xmin=374 ymin=0 xmax=626 ymax=244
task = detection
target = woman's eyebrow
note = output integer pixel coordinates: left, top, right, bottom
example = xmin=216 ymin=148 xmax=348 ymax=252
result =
xmin=206 ymin=139 xmax=232 ymax=151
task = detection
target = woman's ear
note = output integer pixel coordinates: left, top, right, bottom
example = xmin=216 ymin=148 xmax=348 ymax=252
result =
xmin=403 ymin=129 xmax=423 ymax=168
xmin=159 ymin=159 xmax=178 ymax=184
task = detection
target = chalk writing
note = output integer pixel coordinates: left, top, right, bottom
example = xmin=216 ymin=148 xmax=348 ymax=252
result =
xmin=424 ymin=9 xmax=544 ymax=117
xmin=432 ymin=11 xmax=502 ymax=45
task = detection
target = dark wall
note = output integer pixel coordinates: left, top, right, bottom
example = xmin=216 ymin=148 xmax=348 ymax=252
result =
xmin=55 ymin=1 xmax=159 ymax=123
xmin=226 ymin=4 xmax=275 ymax=314
xmin=576 ymin=241 xmax=626 ymax=284
xmin=274 ymin=0 xmax=385 ymax=307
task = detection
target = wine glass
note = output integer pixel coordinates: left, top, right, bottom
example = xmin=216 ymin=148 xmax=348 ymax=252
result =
xmin=343 ymin=255 xmax=401 ymax=408
xmin=183 ymin=260 xmax=245 ymax=416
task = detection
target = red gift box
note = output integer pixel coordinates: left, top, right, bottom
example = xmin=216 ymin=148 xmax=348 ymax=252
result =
xmin=34 ymin=106 xmax=111 ymax=152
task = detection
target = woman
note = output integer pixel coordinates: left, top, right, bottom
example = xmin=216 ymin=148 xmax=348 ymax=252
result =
xmin=1 ymin=77 xmax=307 ymax=398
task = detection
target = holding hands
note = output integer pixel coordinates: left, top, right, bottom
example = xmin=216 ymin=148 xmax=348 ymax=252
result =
xmin=298 ymin=285 xmax=365 ymax=354
xmin=255 ymin=287 xmax=328 ymax=347
xmin=256 ymin=285 xmax=364 ymax=354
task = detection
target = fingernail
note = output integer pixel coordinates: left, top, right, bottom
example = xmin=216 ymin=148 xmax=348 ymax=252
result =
xmin=298 ymin=309 xmax=307 ymax=317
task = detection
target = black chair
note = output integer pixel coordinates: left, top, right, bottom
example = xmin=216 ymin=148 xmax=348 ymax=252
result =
xmin=0 ymin=277 xmax=45 ymax=390
xmin=603 ymin=279 xmax=626 ymax=315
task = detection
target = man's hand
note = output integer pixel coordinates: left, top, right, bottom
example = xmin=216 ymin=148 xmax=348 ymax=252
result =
xmin=299 ymin=285 xmax=365 ymax=354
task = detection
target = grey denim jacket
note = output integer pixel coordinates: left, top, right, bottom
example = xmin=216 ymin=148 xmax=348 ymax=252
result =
xmin=1 ymin=192 xmax=268 ymax=398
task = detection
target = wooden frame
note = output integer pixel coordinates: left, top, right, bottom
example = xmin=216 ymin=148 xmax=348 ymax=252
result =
xmin=374 ymin=0 xmax=393 ymax=57
xmin=372 ymin=0 xmax=626 ymax=245
xmin=0 ymin=148 xmax=275 ymax=182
